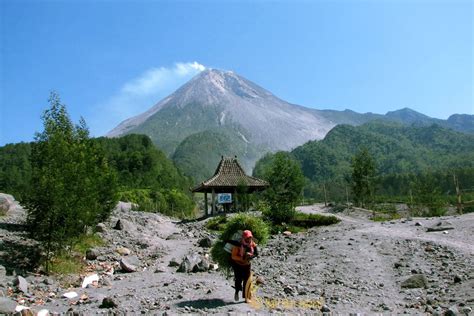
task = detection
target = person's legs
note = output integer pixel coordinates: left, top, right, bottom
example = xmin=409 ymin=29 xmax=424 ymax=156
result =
xmin=231 ymin=262 xmax=243 ymax=300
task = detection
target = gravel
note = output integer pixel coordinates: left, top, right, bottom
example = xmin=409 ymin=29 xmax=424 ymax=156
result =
xmin=1 ymin=199 xmax=473 ymax=315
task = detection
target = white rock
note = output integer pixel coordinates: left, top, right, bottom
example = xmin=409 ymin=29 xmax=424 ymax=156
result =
xmin=38 ymin=309 xmax=50 ymax=316
xmin=62 ymin=291 xmax=78 ymax=299
xmin=15 ymin=305 xmax=30 ymax=312
xmin=81 ymin=273 xmax=99 ymax=288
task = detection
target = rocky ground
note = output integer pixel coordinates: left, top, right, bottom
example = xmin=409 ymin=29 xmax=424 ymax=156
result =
xmin=0 ymin=194 xmax=473 ymax=315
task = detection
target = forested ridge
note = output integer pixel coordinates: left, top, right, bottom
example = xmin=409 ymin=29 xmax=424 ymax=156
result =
xmin=254 ymin=121 xmax=474 ymax=206
xmin=0 ymin=134 xmax=195 ymax=217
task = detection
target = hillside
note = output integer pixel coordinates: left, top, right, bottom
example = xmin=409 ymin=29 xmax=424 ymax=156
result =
xmin=290 ymin=122 xmax=474 ymax=183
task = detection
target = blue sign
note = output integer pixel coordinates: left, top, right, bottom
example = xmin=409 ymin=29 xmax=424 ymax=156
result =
xmin=217 ymin=193 xmax=232 ymax=204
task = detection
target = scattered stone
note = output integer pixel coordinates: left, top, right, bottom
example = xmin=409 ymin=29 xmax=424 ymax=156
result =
xmin=120 ymin=256 xmax=140 ymax=272
xmin=100 ymin=297 xmax=118 ymax=309
xmin=0 ymin=265 xmax=6 ymax=281
xmin=401 ymin=274 xmax=428 ymax=289
xmin=193 ymin=257 xmax=210 ymax=272
xmin=0 ymin=194 xmax=15 ymax=214
xmin=95 ymin=223 xmax=106 ymax=232
xmin=62 ymin=292 xmax=78 ymax=299
xmin=453 ymin=275 xmax=462 ymax=283
xmin=283 ymin=231 xmax=292 ymax=236
xmin=427 ymin=221 xmax=454 ymax=232
xmin=198 ymin=237 xmax=213 ymax=248
xmin=321 ymin=305 xmax=331 ymax=312
xmin=116 ymin=246 xmax=131 ymax=256
xmin=415 ymin=222 xmax=423 ymax=226
xmin=14 ymin=276 xmax=29 ymax=294
xmin=445 ymin=305 xmax=459 ymax=316
xmin=86 ymin=248 xmax=99 ymax=260
xmin=0 ymin=297 xmax=17 ymax=314
xmin=177 ymin=253 xmax=202 ymax=273
xmin=114 ymin=219 xmax=124 ymax=230
xmin=81 ymin=273 xmax=99 ymax=288
xmin=168 ymin=258 xmax=180 ymax=267
xmin=37 ymin=309 xmax=50 ymax=316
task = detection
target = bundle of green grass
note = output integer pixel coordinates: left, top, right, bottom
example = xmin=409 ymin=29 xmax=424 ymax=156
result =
xmin=210 ymin=213 xmax=270 ymax=275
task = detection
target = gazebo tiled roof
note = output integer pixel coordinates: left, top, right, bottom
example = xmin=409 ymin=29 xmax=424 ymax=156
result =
xmin=191 ymin=156 xmax=269 ymax=193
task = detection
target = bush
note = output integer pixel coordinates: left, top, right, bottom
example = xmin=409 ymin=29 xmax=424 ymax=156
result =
xmin=118 ymin=188 xmax=196 ymax=219
xmin=205 ymin=215 xmax=228 ymax=231
xmin=291 ymin=212 xmax=340 ymax=228
xmin=210 ymin=213 xmax=270 ymax=275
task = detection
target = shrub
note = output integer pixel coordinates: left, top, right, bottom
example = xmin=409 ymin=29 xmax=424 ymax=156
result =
xmin=291 ymin=211 xmax=340 ymax=228
xmin=210 ymin=213 xmax=270 ymax=275
xmin=205 ymin=215 xmax=228 ymax=231
xmin=118 ymin=188 xmax=196 ymax=219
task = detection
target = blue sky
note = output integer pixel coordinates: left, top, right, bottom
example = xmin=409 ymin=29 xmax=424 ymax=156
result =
xmin=1 ymin=0 xmax=472 ymax=145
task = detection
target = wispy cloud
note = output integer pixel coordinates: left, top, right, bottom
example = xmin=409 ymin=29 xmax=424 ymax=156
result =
xmin=91 ymin=62 xmax=206 ymax=136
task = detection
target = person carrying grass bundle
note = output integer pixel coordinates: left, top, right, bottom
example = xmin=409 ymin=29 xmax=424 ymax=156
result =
xmin=229 ymin=230 xmax=258 ymax=303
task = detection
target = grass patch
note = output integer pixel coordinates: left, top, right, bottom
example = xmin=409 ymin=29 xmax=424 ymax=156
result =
xmin=72 ymin=234 xmax=105 ymax=254
xmin=269 ymin=223 xmax=307 ymax=234
xmin=372 ymin=213 xmax=402 ymax=222
xmin=48 ymin=252 xmax=84 ymax=275
xmin=46 ymin=233 xmax=105 ymax=276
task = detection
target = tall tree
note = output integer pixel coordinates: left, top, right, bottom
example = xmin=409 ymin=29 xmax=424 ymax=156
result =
xmin=25 ymin=92 xmax=117 ymax=269
xmin=259 ymin=152 xmax=305 ymax=224
xmin=350 ymin=147 xmax=376 ymax=207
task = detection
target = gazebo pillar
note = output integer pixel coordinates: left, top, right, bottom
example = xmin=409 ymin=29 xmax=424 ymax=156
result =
xmin=204 ymin=192 xmax=208 ymax=216
xmin=211 ymin=188 xmax=216 ymax=215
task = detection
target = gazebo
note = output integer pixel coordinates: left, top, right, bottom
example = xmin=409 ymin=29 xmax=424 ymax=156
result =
xmin=191 ymin=156 xmax=269 ymax=216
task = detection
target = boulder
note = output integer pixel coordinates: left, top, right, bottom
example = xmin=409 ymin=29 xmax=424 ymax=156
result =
xmin=120 ymin=256 xmax=140 ymax=273
xmin=168 ymin=258 xmax=180 ymax=267
xmin=0 ymin=193 xmax=15 ymax=214
xmin=14 ymin=276 xmax=29 ymax=294
xmin=116 ymin=247 xmax=131 ymax=256
xmin=86 ymin=249 xmax=99 ymax=260
xmin=0 ymin=297 xmax=17 ymax=314
xmin=427 ymin=220 xmax=454 ymax=232
xmin=100 ymin=297 xmax=118 ymax=308
xmin=193 ymin=257 xmax=210 ymax=272
xmin=114 ymin=219 xmax=124 ymax=230
xmin=81 ymin=273 xmax=99 ymax=288
xmin=95 ymin=223 xmax=107 ymax=232
xmin=0 ymin=265 xmax=6 ymax=281
xmin=177 ymin=254 xmax=202 ymax=273
xmin=401 ymin=274 xmax=428 ymax=289
xmin=198 ymin=237 xmax=213 ymax=248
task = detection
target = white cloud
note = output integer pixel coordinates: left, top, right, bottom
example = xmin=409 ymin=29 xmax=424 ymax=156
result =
xmin=91 ymin=62 xmax=206 ymax=136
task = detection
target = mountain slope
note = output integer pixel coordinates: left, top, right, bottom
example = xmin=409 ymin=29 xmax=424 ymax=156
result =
xmin=107 ymin=68 xmax=473 ymax=183
xmin=108 ymin=69 xmax=335 ymax=156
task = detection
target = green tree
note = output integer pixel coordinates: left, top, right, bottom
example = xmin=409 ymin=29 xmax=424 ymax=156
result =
xmin=351 ymin=147 xmax=376 ymax=207
xmin=410 ymin=173 xmax=445 ymax=216
xmin=25 ymin=92 xmax=118 ymax=270
xmin=260 ymin=152 xmax=305 ymax=224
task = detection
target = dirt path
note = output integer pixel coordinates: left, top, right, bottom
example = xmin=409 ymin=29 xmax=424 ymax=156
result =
xmin=1 ymin=200 xmax=473 ymax=315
